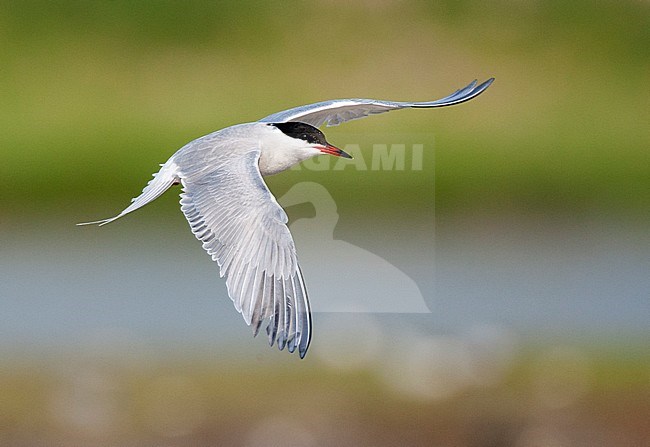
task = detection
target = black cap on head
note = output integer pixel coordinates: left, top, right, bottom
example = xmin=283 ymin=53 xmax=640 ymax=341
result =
xmin=272 ymin=122 xmax=328 ymax=146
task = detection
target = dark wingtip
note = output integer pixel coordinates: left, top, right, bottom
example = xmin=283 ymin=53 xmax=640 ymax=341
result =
xmin=409 ymin=77 xmax=496 ymax=109
xmin=287 ymin=334 xmax=297 ymax=354
xmin=252 ymin=317 xmax=263 ymax=338
xmin=446 ymin=77 xmax=495 ymax=106
xmin=475 ymin=77 xmax=495 ymax=93
xmin=277 ymin=331 xmax=287 ymax=351
xmin=266 ymin=317 xmax=278 ymax=347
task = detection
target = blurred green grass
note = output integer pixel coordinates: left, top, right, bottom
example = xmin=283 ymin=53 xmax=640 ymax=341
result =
xmin=1 ymin=0 xmax=648 ymax=220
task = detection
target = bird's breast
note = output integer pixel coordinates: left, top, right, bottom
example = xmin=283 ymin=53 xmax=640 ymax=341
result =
xmin=258 ymin=148 xmax=310 ymax=176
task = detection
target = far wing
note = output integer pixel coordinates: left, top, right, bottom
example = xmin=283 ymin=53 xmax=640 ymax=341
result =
xmin=179 ymin=149 xmax=311 ymax=358
xmin=259 ymin=78 xmax=494 ymax=127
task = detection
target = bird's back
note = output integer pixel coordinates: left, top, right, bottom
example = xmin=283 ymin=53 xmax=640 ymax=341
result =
xmin=171 ymin=123 xmax=265 ymax=179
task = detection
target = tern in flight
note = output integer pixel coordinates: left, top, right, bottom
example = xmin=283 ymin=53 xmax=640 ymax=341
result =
xmin=79 ymin=78 xmax=494 ymax=358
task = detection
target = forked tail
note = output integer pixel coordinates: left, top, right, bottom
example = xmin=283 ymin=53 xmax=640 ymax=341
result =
xmin=77 ymin=159 xmax=180 ymax=226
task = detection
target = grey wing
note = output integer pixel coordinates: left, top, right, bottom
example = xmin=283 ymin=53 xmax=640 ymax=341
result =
xmin=258 ymin=78 xmax=494 ymax=127
xmin=179 ymin=149 xmax=311 ymax=358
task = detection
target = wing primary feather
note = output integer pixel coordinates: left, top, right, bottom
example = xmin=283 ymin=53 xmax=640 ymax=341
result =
xmin=449 ymin=79 xmax=478 ymax=99
xmin=285 ymin=276 xmax=298 ymax=353
xmin=252 ymin=273 xmax=267 ymax=337
xmin=292 ymin=276 xmax=304 ymax=354
xmin=296 ymin=267 xmax=312 ymax=359
xmin=275 ymin=276 xmax=287 ymax=351
xmin=226 ymin=255 xmax=246 ymax=311
xmin=246 ymin=266 xmax=262 ymax=328
xmin=267 ymin=278 xmax=280 ymax=347
xmin=237 ymin=264 xmax=255 ymax=325
xmin=281 ymin=276 xmax=292 ymax=352
xmin=260 ymin=272 xmax=274 ymax=337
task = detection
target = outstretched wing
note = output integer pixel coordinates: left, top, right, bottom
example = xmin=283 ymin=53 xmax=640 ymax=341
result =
xmin=259 ymin=78 xmax=494 ymax=127
xmin=179 ymin=149 xmax=311 ymax=358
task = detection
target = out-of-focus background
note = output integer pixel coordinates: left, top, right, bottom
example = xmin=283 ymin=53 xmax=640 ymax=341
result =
xmin=1 ymin=1 xmax=648 ymax=446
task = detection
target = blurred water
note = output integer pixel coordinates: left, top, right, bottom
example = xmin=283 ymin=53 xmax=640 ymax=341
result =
xmin=1 ymin=213 xmax=648 ymax=358
xmin=1 ymin=213 xmax=649 ymax=447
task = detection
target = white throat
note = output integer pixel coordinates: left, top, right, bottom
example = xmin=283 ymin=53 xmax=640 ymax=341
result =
xmin=258 ymin=125 xmax=321 ymax=176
